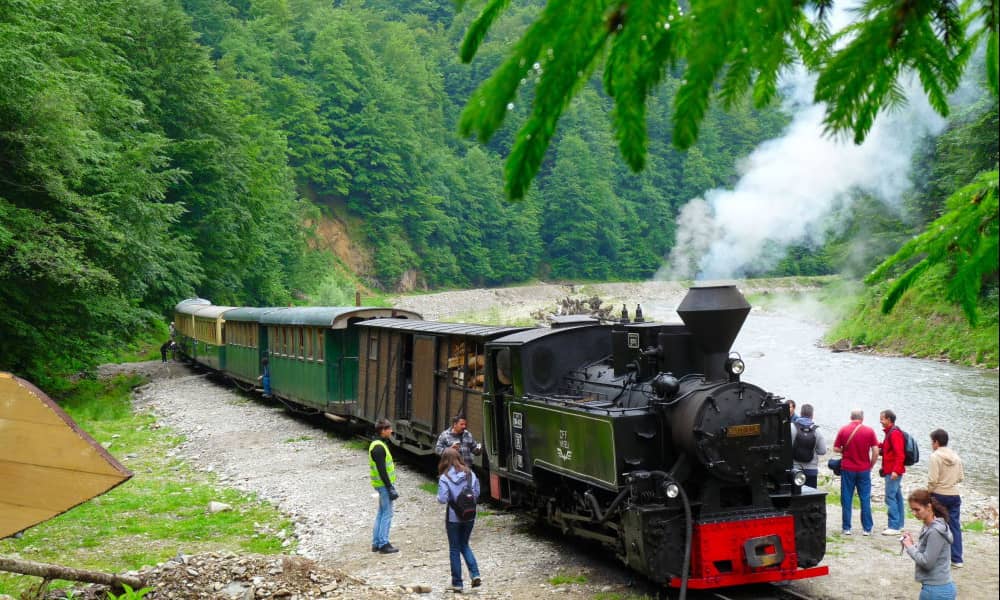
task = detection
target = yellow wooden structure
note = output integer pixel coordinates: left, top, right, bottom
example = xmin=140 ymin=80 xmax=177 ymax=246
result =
xmin=0 ymin=372 xmax=132 ymax=538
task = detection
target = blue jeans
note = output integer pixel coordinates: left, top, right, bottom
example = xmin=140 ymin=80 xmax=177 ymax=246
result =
xmin=446 ymin=520 xmax=480 ymax=588
xmin=884 ymin=474 xmax=904 ymax=530
xmin=919 ymin=582 xmax=956 ymax=600
xmin=841 ymin=469 xmax=873 ymax=533
xmin=372 ymin=486 xmax=393 ymax=549
xmin=932 ymin=493 xmax=962 ymax=564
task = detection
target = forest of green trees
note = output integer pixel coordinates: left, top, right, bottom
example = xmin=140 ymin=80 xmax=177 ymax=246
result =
xmin=2 ymin=0 xmax=997 ymax=382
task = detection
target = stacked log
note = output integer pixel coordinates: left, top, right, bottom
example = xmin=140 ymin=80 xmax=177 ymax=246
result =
xmin=531 ymin=296 xmax=614 ymax=323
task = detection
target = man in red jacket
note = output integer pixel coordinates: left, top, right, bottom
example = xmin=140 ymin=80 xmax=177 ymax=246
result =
xmin=879 ymin=409 xmax=906 ymax=535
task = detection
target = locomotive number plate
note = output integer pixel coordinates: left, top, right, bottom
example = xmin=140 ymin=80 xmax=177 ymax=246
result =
xmin=726 ymin=424 xmax=760 ymax=437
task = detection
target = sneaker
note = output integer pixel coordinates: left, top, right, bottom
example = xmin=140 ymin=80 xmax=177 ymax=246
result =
xmin=881 ymin=528 xmax=902 ymax=536
xmin=952 ymin=562 xmax=964 ymax=568
xmin=450 ymin=585 xmax=464 ymax=593
xmin=378 ymin=544 xmax=399 ymax=554
xmin=471 ymin=577 xmax=482 ymax=588
xmin=842 ymin=530 xmax=852 ymax=536
xmin=862 ymin=530 xmax=872 ymax=536
xmin=371 ymin=544 xmax=378 ymax=552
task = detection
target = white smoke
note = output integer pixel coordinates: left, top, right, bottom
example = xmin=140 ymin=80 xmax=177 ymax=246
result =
xmin=659 ymin=26 xmax=951 ymax=280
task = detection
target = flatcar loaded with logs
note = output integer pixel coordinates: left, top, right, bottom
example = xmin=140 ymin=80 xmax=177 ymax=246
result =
xmin=172 ymin=285 xmax=828 ymax=592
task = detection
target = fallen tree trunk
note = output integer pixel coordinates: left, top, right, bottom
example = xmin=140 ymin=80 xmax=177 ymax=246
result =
xmin=0 ymin=556 xmax=144 ymax=590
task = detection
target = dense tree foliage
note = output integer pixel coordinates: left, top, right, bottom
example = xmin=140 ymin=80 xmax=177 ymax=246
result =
xmin=1 ymin=0 xmax=311 ymax=382
xmin=457 ymin=0 xmax=999 ymax=321
xmin=2 ymin=0 xmax=995 ymax=383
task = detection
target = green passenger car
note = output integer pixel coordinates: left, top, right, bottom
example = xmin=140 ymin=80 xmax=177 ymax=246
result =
xmin=222 ymin=307 xmax=283 ymax=385
xmin=173 ymin=298 xmax=212 ymax=360
xmin=189 ymin=305 xmax=236 ymax=371
xmin=260 ymin=307 xmax=420 ymax=413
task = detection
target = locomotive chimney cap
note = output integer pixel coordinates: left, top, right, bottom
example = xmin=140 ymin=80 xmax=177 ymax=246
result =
xmin=676 ymin=284 xmax=750 ymax=356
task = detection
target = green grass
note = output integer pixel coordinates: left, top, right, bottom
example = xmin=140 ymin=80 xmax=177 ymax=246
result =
xmin=825 ymin=267 xmax=998 ymax=368
xmin=963 ymin=520 xmax=987 ymax=533
xmin=283 ymin=435 xmax=313 ymax=443
xmin=549 ymin=572 xmax=588 ymax=585
xmin=0 ymin=376 xmax=292 ymax=597
xmin=418 ymin=481 xmax=438 ymax=494
xmin=343 ymin=438 xmax=369 ymax=451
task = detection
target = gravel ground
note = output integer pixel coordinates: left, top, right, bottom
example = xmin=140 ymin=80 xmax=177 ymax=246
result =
xmin=96 ymin=282 xmax=998 ymax=599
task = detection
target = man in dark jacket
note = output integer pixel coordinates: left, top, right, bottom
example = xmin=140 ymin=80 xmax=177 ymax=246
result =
xmin=879 ymin=409 xmax=906 ymax=535
xmin=369 ymin=419 xmax=400 ymax=554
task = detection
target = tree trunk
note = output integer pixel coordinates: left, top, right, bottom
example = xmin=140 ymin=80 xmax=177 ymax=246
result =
xmin=0 ymin=557 xmax=144 ymax=590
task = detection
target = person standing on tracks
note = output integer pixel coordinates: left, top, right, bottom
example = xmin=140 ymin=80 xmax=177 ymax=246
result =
xmin=437 ymin=447 xmax=482 ymax=593
xmin=901 ymin=489 xmax=957 ymax=600
xmin=879 ymin=409 xmax=907 ymax=536
xmin=435 ymin=415 xmax=482 ymax=467
xmin=833 ymin=408 xmax=880 ymax=536
xmin=927 ymin=429 xmax=964 ymax=568
xmin=791 ymin=403 xmax=827 ymax=488
xmin=369 ymin=419 xmax=400 ymax=554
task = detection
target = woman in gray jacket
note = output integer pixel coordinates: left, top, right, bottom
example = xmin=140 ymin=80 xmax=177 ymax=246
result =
xmin=902 ymin=489 xmax=956 ymax=600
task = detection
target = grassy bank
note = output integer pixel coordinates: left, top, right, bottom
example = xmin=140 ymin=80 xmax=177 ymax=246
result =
xmin=824 ymin=267 xmax=998 ymax=368
xmin=0 ymin=375 xmax=293 ymax=597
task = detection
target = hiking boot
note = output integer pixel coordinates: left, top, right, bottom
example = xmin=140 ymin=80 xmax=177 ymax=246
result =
xmin=371 ymin=544 xmax=379 ymax=552
xmin=378 ymin=544 xmax=399 ymax=554
xmin=471 ymin=577 xmax=482 ymax=588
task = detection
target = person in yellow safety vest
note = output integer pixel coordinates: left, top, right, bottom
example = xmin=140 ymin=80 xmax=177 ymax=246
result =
xmin=369 ymin=418 xmax=399 ymax=554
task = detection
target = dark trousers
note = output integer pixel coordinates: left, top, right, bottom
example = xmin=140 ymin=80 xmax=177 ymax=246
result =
xmin=931 ymin=492 xmax=962 ymax=564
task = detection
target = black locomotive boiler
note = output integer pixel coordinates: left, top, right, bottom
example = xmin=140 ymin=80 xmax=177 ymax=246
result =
xmin=480 ymin=284 xmax=828 ymax=590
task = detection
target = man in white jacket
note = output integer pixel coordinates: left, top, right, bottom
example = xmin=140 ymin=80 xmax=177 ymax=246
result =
xmin=927 ymin=429 xmax=965 ymax=568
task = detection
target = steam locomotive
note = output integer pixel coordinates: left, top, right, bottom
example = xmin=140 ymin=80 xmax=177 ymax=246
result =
xmin=173 ymin=284 xmax=828 ymax=591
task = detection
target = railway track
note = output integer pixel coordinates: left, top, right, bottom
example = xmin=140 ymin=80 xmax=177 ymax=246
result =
xmin=705 ymin=583 xmax=817 ymax=600
xmin=653 ymin=583 xmax=819 ymax=600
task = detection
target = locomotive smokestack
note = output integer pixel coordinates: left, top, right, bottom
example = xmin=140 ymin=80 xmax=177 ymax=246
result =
xmin=676 ymin=284 xmax=751 ymax=381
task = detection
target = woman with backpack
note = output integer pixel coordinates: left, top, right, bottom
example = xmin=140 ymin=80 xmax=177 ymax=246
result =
xmin=901 ymin=489 xmax=956 ymax=599
xmin=437 ymin=447 xmax=482 ymax=593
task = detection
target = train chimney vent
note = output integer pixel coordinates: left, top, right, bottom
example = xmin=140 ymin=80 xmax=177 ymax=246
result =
xmin=676 ymin=285 xmax=750 ymax=381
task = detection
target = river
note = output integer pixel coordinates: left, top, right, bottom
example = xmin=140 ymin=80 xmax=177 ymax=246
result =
xmin=640 ymin=300 xmax=1000 ymax=499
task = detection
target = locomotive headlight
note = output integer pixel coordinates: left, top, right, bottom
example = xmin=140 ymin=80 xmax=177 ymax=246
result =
xmin=664 ymin=483 xmax=680 ymax=499
xmin=727 ymin=358 xmax=745 ymax=375
xmin=792 ymin=470 xmax=807 ymax=487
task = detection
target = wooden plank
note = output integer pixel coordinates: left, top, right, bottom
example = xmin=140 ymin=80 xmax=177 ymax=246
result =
xmin=0 ymin=373 xmax=131 ymax=538
xmin=411 ymin=336 xmax=436 ymax=427
xmin=0 ymin=419 xmax=128 ymax=476
xmin=0 ymin=461 xmax=129 ymax=513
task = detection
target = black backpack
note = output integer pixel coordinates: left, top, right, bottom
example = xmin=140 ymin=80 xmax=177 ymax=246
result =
xmin=894 ymin=426 xmax=920 ymax=466
xmin=792 ymin=421 xmax=818 ymax=463
xmin=448 ymin=474 xmax=478 ymax=522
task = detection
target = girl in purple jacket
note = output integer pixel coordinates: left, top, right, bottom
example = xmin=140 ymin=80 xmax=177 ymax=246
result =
xmin=437 ymin=448 xmax=482 ymax=592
